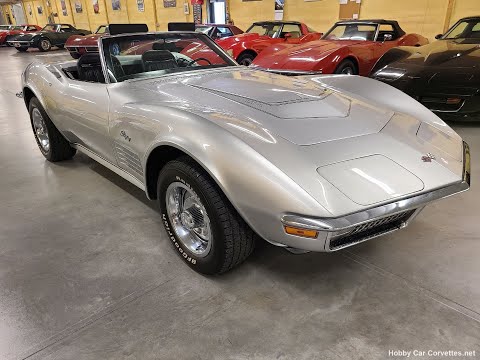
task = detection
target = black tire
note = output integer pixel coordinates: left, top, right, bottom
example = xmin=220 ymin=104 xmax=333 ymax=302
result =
xmin=38 ymin=37 xmax=51 ymax=52
xmin=237 ymin=52 xmax=256 ymax=66
xmin=29 ymin=97 xmax=76 ymax=162
xmin=16 ymin=46 xmax=28 ymax=52
xmin=70 ymin=52 xmax=81 ymax=59
xmin=334 ymin=59 xmax=357 ymax=75
xmin=158 ymin=157 xmax=255 ymax=274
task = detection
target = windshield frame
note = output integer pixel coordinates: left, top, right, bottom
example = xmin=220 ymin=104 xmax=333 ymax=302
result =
xmin=98 ymin=32 xmax=238 ymax=84
xmin=441 ymin=18 xmax=480 ymax=40
xmin=322 ymin=22 xmax=380 ymax=41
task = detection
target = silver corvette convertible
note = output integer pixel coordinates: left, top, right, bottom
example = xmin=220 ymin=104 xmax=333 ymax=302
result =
xmin=20 ymin=31 xmax=470 ymax=274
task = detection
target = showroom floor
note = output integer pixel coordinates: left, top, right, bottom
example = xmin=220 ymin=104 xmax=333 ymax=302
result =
xmin=0 ymin=46 xmax=479 ymax=360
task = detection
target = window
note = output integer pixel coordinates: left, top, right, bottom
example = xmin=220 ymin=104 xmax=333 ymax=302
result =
xmin=247 ymin=23 xmax=282 ymax=38
xmin=27 ymin=26 xmax=38 ymax=31
xmin=444 ymin=21 xmax=469 ymax=39
xmin=96 ymin=25 xmax=108 ymax=34
xmin=60 ymin=25 xmax=74 ymax=33
xmin=217 ymin=27 xmax=233 ymax=38
xmin=42 ymin=25 xmax=57 ymax=32
xmin=377 ymin=24 xmax=397 ymax=41
xmin=281 ymin=24 xmax=302 ymax=38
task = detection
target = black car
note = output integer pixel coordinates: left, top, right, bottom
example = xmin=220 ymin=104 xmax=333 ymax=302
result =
xmin=371 ymin=16 xmax=480 ymax=121
xmin=8 ymin=24 xmax=91 ymax=52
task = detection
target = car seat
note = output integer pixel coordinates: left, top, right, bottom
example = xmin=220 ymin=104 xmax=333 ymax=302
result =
xmin=77 ymin=53 xmax=105 ymax=83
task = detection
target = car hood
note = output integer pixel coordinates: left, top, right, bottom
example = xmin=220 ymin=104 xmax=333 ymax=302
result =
xmin=398 ymin=39 xmax=480 ymax=68
xmin=133 ymin=67 xmax=393 ymax=146
xmin=253 ymin=39 xmax=361 ymax=69
xmin=11 ymin=31 xmax=45 ymax=40
xmin=127 ymin=68 xmax=463 ymax=214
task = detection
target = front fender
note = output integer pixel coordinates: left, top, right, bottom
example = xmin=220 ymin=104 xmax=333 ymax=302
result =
xmin=370 ymin=47 xmax=413 ymax=76
xmin=134 ymin=107 xmax=328 ymax=245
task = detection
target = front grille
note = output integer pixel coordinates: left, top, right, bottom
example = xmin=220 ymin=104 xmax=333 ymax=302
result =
xmin=329 ymin=210 xmax=415 ymax=250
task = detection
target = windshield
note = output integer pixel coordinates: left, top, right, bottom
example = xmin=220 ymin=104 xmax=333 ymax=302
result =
xmin=42 ymin=25 xmax=57 ymax=32
xmin=0 ymin=25 xmax=12 ymax=31
xmin=102 ymin=33 xmax=237 ymax=82
xmin=442 ymin=19 xmax=480 ymax=40
xmin=96 ymin=25 xmax=108 ymax=34
xmin=195 ymin=26 xmax=212 ymax=34
xmin=13 ymin=26 xmax=24 ymax=30
xmin=323 ymin=23 xmax=378 ymax=41
xmin=246 ymin=23 xmax=282 ymax=38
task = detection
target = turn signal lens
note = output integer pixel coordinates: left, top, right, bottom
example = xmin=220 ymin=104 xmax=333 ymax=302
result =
xmin=284 ymin=226 xmax=318 ymax=238
xmin=446 ymin=97 xmax=461 ymax=104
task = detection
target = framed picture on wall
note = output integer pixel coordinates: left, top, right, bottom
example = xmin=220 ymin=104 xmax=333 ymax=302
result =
xmin=112 ymin=0 xmax=121 ymax=10
xmin=92 ymin=0 xmax=99 ymax=13
xmin=37 ymin=6 xmax=43 ymax=14
xmin=163 ymin=0 xmax=176 ymax=8
xmin=60 ymin=0 xmax=68 ymax=16
xmin=75 ymin=1 xmax=83 ymax=13
xmin=137 ymin=0 xmax=144 ymax=12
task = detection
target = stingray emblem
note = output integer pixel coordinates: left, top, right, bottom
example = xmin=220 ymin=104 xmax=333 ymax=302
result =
xmin=421 ymin=153 xmax=436 ymax=162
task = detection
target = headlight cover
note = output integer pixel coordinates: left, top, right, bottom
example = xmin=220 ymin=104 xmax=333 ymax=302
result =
xmin=373 ymin=67 xmax=406 ymax=82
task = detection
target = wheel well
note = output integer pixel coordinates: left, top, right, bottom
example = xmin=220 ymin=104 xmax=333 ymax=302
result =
xmin=145 ymin=145 xmax=189 ymax=199
xmin=341 ymin=56 xmax=359 ymax=73
xmin=23 ymin=87 xmax=35 ymax=109
xmin=236 ymin=49 xmax=257 ymax=61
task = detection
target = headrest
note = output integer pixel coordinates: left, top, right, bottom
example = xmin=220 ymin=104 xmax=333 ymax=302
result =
xmin=77 ymin=53 xmax=101 ymax=67
xmin=142 ymin=50 xmax=176 ymax=62
xmin=152 ymin=41 xmax=177 ymax=52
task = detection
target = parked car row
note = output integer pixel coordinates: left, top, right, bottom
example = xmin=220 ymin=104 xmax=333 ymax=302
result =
xmin=6 ymin=17 xmax=479 ymax=121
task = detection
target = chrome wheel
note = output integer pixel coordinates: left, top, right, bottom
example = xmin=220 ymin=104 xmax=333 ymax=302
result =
xmin=165 ymin=182 xmax=212 ymax=257
xmin=40 ymin=39 xmax=51 ymax=51
xmin=32 ymin=108 xmax=50 ymax=152
xmin=341 ymin=67 xmax=354 ymax=75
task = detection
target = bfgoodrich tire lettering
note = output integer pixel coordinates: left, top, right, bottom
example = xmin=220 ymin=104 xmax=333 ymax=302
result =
xmin=158 ymin=157 xmax=255 ymax=274
xmin=29 ymin=97 xmax=76 ymax=162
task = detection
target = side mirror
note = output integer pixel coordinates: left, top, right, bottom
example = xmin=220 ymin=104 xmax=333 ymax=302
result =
xmin=435 ymin=34 xmax=443 ymax=40
xmin=382 ymin=34 xmax=393 ymax=42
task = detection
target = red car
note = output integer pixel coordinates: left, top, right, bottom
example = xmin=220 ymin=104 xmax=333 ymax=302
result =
xmin=0 ymin=24 xmax=42 ymax=46
xmin=66 ymin=25 xmax=109 ymax=59
xmin=216 ymin=20 xmax=322 ymax=65
xmin=252 ymin=20 xmax=429 ymax=76
xmin=195 ymin=24 xmax=243 ymax=40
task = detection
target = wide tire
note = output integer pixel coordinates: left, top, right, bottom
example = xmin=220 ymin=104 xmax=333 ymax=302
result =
xmin=237 ymin=52 xmax=256 ymax=66
xmin=38 ymin=38 xmax=51 ymax=52
xmin=158 ymin=157 xmax=255 ymax=274
xmin=16 ymin=46 xmax=28 ymax=52
xmin=334 ymin=59 xmax=357 ymax=75
xmin=29 ymin=97 xmax=76 ymax=162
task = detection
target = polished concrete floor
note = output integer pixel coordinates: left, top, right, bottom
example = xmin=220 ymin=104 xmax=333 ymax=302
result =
xmin=0 ymin=46 xmax=479 ymax=360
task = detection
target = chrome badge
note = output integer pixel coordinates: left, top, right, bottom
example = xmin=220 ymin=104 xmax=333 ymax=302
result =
xmin=421 ymin=153 xmax=436 ymax=162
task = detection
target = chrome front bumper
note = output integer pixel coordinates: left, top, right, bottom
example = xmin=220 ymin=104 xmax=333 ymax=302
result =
xmin=280 ymin=142 xmax=471 ymax=252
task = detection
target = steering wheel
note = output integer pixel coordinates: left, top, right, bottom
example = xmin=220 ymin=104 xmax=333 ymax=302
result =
xmin=186 ymin=57 xmax=213 ymax=67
